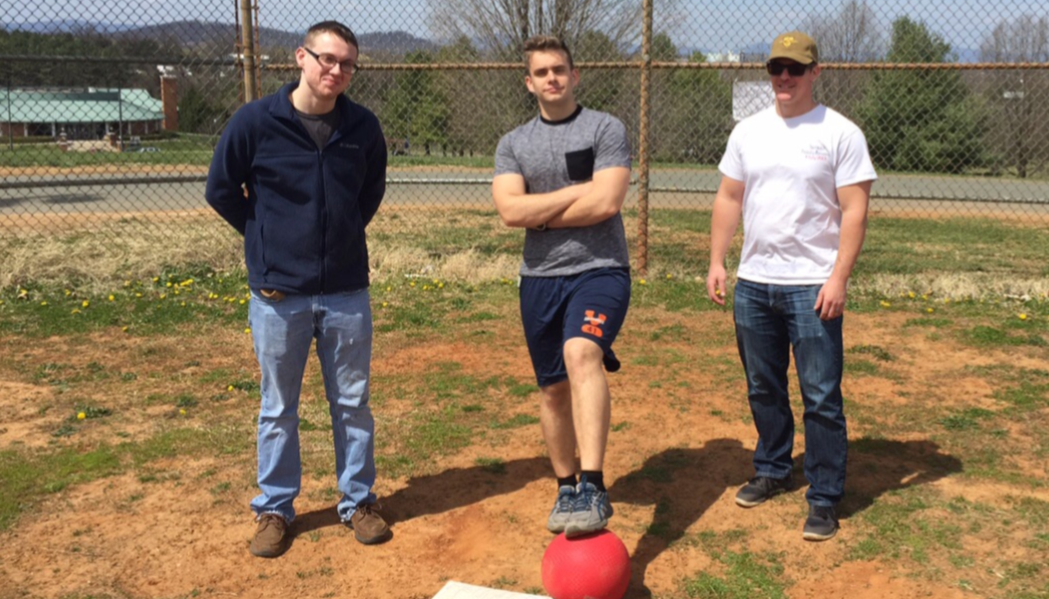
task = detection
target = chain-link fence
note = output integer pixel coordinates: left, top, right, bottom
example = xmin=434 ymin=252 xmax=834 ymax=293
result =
xmin=1 ymin=0 xmax=1047 ymax=275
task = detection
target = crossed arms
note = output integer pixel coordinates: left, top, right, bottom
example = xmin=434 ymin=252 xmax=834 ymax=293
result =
xmin=491 ymin=166 xmax=631 ymax=229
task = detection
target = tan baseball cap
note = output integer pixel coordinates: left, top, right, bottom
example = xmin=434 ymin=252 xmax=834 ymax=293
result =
xmin=768 ymin=31 xmax=819 ymax=64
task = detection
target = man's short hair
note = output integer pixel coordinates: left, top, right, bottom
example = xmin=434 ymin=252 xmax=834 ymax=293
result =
xmin=523 ymin=36 xmax=574 ymax=71
xmin=305 ymin=21 xmax=359 ymax=52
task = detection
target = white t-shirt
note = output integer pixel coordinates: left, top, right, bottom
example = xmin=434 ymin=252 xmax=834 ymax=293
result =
xmin=718 ymin=104 xmax=877 ymax=285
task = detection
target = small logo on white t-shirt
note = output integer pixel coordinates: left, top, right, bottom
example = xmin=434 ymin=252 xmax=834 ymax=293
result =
xmin=802 ymin=143 xmax=829 ymax=162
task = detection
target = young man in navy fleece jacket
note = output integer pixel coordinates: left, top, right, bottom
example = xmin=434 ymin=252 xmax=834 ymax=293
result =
xmin=206 ymin=20 xmax=389 ymax=558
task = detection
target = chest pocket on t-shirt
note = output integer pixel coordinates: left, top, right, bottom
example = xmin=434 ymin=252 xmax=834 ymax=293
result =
xmin=565 ymin=147 xmax=596 ymax=181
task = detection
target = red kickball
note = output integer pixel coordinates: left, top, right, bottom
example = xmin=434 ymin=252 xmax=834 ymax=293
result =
xmin=541 ymin=530 xmax=631 ymax=599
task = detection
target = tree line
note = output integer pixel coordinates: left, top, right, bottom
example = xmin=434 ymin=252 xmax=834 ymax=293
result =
xmin=2 ymin=4 xmax=1046 ymax=178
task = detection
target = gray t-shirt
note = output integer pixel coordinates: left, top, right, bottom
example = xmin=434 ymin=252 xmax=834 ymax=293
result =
xmin=296 ymin=108 xmax=341 ymax=150
xmin=495 ymin=107 xmax=632 ymax=277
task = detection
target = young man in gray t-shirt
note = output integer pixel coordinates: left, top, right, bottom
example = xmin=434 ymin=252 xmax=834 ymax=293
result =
xmin=493 ymin=35 xmax=632 ymax=538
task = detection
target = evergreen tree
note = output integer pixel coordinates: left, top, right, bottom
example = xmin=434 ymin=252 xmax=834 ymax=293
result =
xmin=380 ymin=50 xmax=449 ymax=155
xmin=856 ymin=17 xmax=986 ymax=173
xmin=648 ymin=33 xmax=732 ymax=164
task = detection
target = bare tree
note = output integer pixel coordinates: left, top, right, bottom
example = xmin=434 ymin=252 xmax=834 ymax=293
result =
xmin=979 ymin=15 xmax=1049 ymax=178
xmin=802 ymin=0 xmax=883 ymax=62
xmin=981 ymin=14 xmax=1049 ymax=62
xmin=428 ymin=0 xmax=642 ymax=60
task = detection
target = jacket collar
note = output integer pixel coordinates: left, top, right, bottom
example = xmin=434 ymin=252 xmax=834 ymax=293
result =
xmin=270 ymin=81 xmax=353 ymax=123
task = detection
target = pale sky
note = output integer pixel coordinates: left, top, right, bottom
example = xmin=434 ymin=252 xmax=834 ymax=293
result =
xmin=13 ymin=0 xmax=1049 ymax=55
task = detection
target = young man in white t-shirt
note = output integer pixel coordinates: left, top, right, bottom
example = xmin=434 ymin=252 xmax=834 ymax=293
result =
xmin=706 ymin=31 xmax=877 ymax=541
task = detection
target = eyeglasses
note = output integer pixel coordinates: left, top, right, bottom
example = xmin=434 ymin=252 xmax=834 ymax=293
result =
xmin=303 ymin=47 xmax=359 ymax=74
xmin=766 ymin=61 xmax=811 ymax=77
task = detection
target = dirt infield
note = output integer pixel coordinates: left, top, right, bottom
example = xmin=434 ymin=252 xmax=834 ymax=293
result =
xmin=3 ymin=304 xmax=1042 ymax=599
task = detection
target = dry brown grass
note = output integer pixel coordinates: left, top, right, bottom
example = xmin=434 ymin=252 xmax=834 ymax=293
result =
xmin=854 ymin=273 xmax=1049 ymax=301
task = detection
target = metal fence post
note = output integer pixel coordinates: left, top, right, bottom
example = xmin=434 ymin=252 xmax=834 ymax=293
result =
xmin=636 ymin=0 xmax=653 ymax=277
xmin=239 ymin=0 xmax=257 ymax=103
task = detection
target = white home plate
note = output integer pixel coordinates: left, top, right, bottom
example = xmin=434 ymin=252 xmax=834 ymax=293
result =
xmin=432 ymin=581 xmax=551 ymax=599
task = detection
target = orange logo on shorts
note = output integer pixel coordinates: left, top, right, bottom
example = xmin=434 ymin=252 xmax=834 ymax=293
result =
xmin=582 ymin=310 xmax=607 ymax=338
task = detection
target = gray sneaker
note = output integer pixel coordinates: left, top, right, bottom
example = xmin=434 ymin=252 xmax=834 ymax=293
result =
xmin=547 ymin=485 xmax=576 ymax=533
xmin=802 ymin=504 xmax=839 ymax=541
xmin=564 ymin=479 xmax=613 ymax=538
xmin=735 ymin=473 xmax=794 ymax=507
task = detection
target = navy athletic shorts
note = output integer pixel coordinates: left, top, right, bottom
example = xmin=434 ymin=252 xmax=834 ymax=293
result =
xmin=519 ymin=267 xmax=631 ymax=388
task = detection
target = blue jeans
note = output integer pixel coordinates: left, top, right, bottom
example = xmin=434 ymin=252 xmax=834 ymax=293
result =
xmin=733 ymin=279 xmax=846 ymax=506
xmin=248 ymin=288 xmax=376 ymax=522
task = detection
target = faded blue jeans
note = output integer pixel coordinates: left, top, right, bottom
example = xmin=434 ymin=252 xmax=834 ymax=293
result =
xmin=248 ymin=288 xmax=376 ymax=523
xmin=733 ymin=279 xmax=846 ymax=507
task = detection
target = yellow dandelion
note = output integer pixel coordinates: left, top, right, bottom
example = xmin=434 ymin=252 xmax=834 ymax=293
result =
xmin=180 ymin=279 xmax=194 ymax=287
xmin=639 ymin=279 xmax=647 ymax=285
xmin=123 ymin=280 xmax=131 ymax=288
xmin=239 ymin=299 xmax=246 ymax=305
xmin=179 ymin=408 xmax=187 ymax=416
xmin=152 ymin=277 xmax=159 ymax=283
xmin=71 ymin=308 xmax=80 ymax=314
xmin=64 ymin=289 xmax=72 ymax=296
xmin=908 ymin=291 xmax=915 ymax=299
xmin=880 ymin=301 xmax=891 ymax=308
xmin=40 ymin=300 xmax=48 ymax=306
xmin=180 ymin=301 xmax=186 ymax=307
xmin=921 ymin=294 xmax=928 ymax=301
xmin=81 ymin=300 xmax=90 ymax=308
xmin=135 ymin=292 xmax=142 ymax=298
xmin=244 ymin=327 xmax=251 ymax=334
xmin=666 ymin=274 xmax=673 ymax=280
xmin=926 ymin=307 xmax=934 ymax=314
xmin=382 ymin=302 xmax=388 ymax=308
xmin=1019 ymin=313 xmax=1028 ymax=321
xmin=227 ymin=385 xmax=234 ymax=391
xmin=166 ymin=282 xmax=173 ymax=288
xmin=385 ymin=286 xmax=391 ymax=292
xmin=77 ymin=412 xmax=86 ymax=420
xmin=438 ymin=282 xmax=444 ymax=289
xmin=159 ymin=293 xmax=166 ymax=300
xmin=410 ymin=281 xmax=416 ymax=288
xmin=122 ymin=326 xmax=129 ymax=332
xmin=108 ymin=294 xmax=115 ymax=302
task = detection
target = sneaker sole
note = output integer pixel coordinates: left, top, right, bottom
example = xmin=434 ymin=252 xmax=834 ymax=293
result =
xmin=802 ymin=528 xmax=838 ymax=541
xmin=563 ymin=517 xmax=610 ymax=538
xmin=734 ymin=487 xmax=787 ymax=508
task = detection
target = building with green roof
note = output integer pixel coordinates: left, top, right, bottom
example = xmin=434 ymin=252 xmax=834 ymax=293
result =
xmin=0 ymin=88 xmax=165 ymax=140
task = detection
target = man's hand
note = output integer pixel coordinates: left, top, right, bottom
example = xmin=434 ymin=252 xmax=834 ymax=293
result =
xmin=707 ymin=264 xmax=728 ymax=306
xmin=814 ymin=277 xmax=847 ymax=320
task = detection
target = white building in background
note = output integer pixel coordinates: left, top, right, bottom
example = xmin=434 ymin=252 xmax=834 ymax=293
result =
xmin=706 ymin=51 xmax=741 ymax=63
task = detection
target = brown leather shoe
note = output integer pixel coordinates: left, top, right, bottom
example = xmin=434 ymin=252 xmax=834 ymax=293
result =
xmin=347 ymin=503 xmax=391 ymax=545
xmin=249 ymin=513 xmax=289 ymax=558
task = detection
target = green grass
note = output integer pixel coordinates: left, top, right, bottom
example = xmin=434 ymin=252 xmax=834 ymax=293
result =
xmin=0 ymin=426 xmax=252 ymax=531
xmin=857 ymin=217 xmax=1049 ymax=279
xmin=681 ymin=551 xmax=788 ymax=599
xmin=0 ymin=135 xmax=214 ymax=168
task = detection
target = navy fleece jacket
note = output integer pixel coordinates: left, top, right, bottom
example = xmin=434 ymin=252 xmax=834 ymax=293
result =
xmin=205 ymin=82 xmax=387 ymax=295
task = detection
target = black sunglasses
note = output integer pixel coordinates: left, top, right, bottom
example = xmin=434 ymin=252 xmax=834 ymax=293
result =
xmin=766 ymin=61 xmax=811 ymax=77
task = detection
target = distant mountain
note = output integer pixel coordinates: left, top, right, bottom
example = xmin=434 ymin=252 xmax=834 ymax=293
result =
xmin=3 ymin=20 xmax=437 ymax=57
xmin=1 ymin=19 xmax=135 ymax=33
